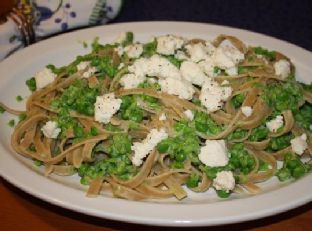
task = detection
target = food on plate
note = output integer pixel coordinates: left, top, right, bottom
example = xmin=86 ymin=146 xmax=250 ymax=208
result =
xmin=1 ymin=32 xmax=311 ymax=201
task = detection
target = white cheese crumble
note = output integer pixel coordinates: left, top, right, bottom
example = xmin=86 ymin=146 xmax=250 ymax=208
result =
xmin=159 ymin=113 xmax=167 ymax=121
xmin=266 ymin=115 xmax=284 ymax=133
xmin=180 ymin=61 xmax=207 ymax=86
xmin=94 ymin=93 xmax=122 ymax=124
xmin=159 ymin=78 xmax=195 ymax=100
xmin=76 ymin=61 xmax=89 ymax=71
xmin=225 ymin=66 xmax=238 ymax=76
xmin=256 ymin=54 xmax=269 ymax=64
xmin=204 ymin=41 xmax=217 ymax=56
xmin=118 ymin=63 xmax=125 ymax=70
xmin=124 ymin=43 xmax=143 ymax=58
xmin=114 ymin=46 xmax=124 ymax=56
xmin=131 ymin=128 xmax=168 ymax=166
xmin=77 ymin=61 xmax=97 ymax=78
xmin=174 ymin=50 xmax=188 ymax=60
xmin=241 ymin=106 xmax=253 ymax=117
xmin=147 ymin=54 xmax=182 ymax=79
xmin=147 ymin=77 xmax=157 ymax=84
xmin=156 ymin=35 xmax=185 ymax=55
xmin=127 ymin=55 xmax=182 ymax=83
xmin=274 ymin=59 xmax=291 ymax=79
xmin=290 ymin=133 xmax=308 ymax=155
xmin=119 ymin=73 xmax=145 ymax=89
xmin=127 ymin=57 xmax=149 ymax=79
xmin=41 ymin=121 xmax=61 ymax=139
xmin=221 ymin=80 xmax=230 ymax=85
xmin=199 ymin=140 xmax=229 ymax=167
xmin=198 ymin=58 xmax=216 ymax=77
xmin=185 ymin=42 xmax=215 ymax=62
xmin=213 ymin=171 xmax=235 ymax=192
xmin=34 ymin=67 xmax=57 ymax=89
xmin=199 ymin=78 xmax=232 ymax=112
xmin=212 ymin=45 xmax=244 ymax=70
xmin=183 ymin=109 xmax=194 ymax=121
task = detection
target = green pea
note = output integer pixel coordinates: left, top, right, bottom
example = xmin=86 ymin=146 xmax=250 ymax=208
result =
xmin=80 ymin=177 xmax=89 ymax=185
xmin=8 ymin=119 xmax=15 ymax=127
xmin=216 ymin=190 xmax=231 ymax=198
xmin=292 ymin=166 xmax=306 ymax=179
xmin=172 ymin=161 xmax=184 ymax=169
xmin=186 ymin=173 xmax=200 ymax=188
xmin=16 ymin=95 xmax=23 ymax=102
xmin=195 ymin=122 xmax=208 ymax=133
xmin=129 ymin=111 xmax=143 ymax=123
xmin=276 ymin=168 xmax=291 ymax=181
xmin=26 ymin=77 xmax=36 ymax=91
xmin=175 ymin=152 xmax=186 ymax=162
xmin=157 ymin=142 xmax=169 ymax=153
xmin=90 ymin=127 xmax=98 ymax=136
xmin=0 ymin=106 xmax=5 ymax=114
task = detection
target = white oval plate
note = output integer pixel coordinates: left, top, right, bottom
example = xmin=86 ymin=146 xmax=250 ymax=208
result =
xmin=0 ymin=22 xmax=311 ymax=227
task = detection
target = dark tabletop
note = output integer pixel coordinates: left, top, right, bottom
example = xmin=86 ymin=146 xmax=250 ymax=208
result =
xmin=114 ymin=0 xmax=312 ymax=51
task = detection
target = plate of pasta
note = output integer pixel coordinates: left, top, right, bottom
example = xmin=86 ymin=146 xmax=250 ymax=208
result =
xmin=0 ymin=21 xmax=311 ymax=226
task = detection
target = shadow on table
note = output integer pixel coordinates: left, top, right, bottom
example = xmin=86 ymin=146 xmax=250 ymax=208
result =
xmin=2 ymin=178 xmax=311 ymax=231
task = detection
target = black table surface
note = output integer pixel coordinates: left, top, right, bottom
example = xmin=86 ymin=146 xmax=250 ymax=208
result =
xmin=114 ymin=0 xmax=312 ymax=51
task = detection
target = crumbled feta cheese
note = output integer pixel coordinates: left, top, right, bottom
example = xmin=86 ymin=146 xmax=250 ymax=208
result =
xmin=124 ymin=55 xmax=183 ymax=89
xmin=266 ymin=115 xmax=284 ymax=133
xmin=147 ymin=55 xmax=182 ymax=79
xmin=213 ymin=171 xmax=235 ymax=192
xmin=118 ymin=63 xmax=125 ymax=70
xmin=205 ymin=41 xmax=217 ymax=56
xmin=221 ymin=80 xmax=230 ymax=85
xmin=199 ymin=78 xmax=232 ymax=112
xmin=119 ymin=73 xmax=146 ymax=89
xmin=159 ymin=113 xmax=167 ymax=121
xmin=124 ymin=43 xmax=143 ymax=58
xmin=225 ymin=66 xmax=238 ymax=76
xmin=147 ymin=77 xmax=157 ymax=84
xmin=114 ymin=46 xmax=124 ymax=56
xmin=128 ymin=57 xmax=149 ymax=78
xmin=183 ymin=110 xmax=194 ymax=121
xmin=77 ymin=61 xmax=89 ymax=71
xmin=241 ymin=106 xmax=253 ymax=117
xmin=198 ymin=58 xmax=216 ymax=77
xmin=82 ymin=67 xmax=97 ymax=78
xmin=212 ymin=45 xmax=244 ymax=70
xmin=41 ymin=121 xmax=61 ymax=139
xmin=128 ymin=55 xmax=181 ymax=80
xmin=174 ymin=50 xmax=188 ymax=60
xmin=290 ymin=133 xmax=308 ymax=155
xmin=156 ymin=35 xmax=185 ymax=55
xmin=199 ymin=140 xmax=229 ymax=167
xmin=159 ymin=78 xmax=195 ymax=100
xmin=77 ymin=61 xmax=96 ymax=78
xmin=256 ymin=54 xmax=269 ymax=64
xmin=34 ymin=67 xmax=57 ymax=89
xmin=274 ymin=59 xmax=291 ymax=79
xmin=185 ymin=42 xmax=215 ymax=62
xmin=131 ymin=128 xmax=168 ymax=166
xmin=94 ymin=93 xmax=122 ymax=124
xmin=180 ymin=61 xmax=207 ymax=86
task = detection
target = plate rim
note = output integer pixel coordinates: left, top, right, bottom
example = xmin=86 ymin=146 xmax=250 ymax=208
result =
xmin=0 ymin=21 xmax=311 ymax=227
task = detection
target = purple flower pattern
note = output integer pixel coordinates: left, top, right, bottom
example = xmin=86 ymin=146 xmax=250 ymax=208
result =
xmin=54 ymin=3 xmax=77 ymax=31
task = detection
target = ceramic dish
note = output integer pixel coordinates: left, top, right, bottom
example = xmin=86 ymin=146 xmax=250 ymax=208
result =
xmin=0 ymin=21 xmax=311 ymax=226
